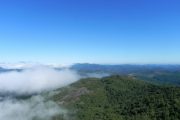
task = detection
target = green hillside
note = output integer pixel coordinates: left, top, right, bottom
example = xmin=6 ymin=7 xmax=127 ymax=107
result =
xmin=52 ymin=76 xmax=180 ymax=120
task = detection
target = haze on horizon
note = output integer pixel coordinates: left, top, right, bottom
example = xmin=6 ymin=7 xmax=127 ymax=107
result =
xmin=0 ymin=0 xmax=180 ymax=64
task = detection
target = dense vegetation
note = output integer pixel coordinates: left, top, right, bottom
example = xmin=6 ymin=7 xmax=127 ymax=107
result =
xmin=137 ymin=72 xmax=180 ymax=86
xmin=52 ymin=76 xmax=180 ymax=120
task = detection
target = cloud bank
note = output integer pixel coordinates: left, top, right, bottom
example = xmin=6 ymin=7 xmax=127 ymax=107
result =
xmin=0 ymin=63 xmax=110 ymax=120
xmin=0 ymin=64 xmax=80 ymax=120
xmin=0 ymin=96 xmax=67 ymax=120
xmin=0 ymin=65 xmax=80 ymax=95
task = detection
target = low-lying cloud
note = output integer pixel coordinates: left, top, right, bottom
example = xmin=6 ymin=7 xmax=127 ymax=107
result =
xmin=0 ymin=95 xmax=67 ymax=120
xmin=0 ymin=64 xmax=80 ymax=120
xmin=83 ymin=73 xmax=110 ymax=78
xmin=0 ymin=65 xmax=80 ymax=95
xmin=0 ymin=63 xmax=111 ymax=120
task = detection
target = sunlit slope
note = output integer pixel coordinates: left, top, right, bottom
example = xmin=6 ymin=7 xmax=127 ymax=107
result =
xmin=52 ymin=76 xmax=180 ymax=120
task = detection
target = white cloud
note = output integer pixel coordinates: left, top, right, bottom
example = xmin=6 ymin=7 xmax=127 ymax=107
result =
xmin=0 ymin=62 xmax=72 ymax=69
xmin=83 ymin=73 xmax=110 ymax=78
xmin=0 ymin=64 xmax=80 ymax=120
xmin=0 ymin=65 xmax=80 ymax=95
xmin=0 ymin=96 xmax=67 ymax=120
xmin=0 ymin=62 xmax=40 ymax=69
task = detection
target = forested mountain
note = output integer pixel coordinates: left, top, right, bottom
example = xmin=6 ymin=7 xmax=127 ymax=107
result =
xmin=52 ymin=75 xmax=180 ymax=120
xmin=1 ymin=64 xmax=180 ymax=120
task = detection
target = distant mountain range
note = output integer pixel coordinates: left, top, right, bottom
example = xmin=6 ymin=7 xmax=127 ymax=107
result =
xmin=0 ymin=67 xmax=22 ymax=73
xmin=71 ymin=63 xmax=180 ymax=74
xmin=1 ymin=63 xmax=180 ymax=85
xmin=71 ymin=64 xmax=180 ymax=86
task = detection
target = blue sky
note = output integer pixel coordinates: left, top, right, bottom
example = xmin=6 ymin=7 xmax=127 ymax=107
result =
xmin=0 ymin=0 xmax=180 ymax=64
